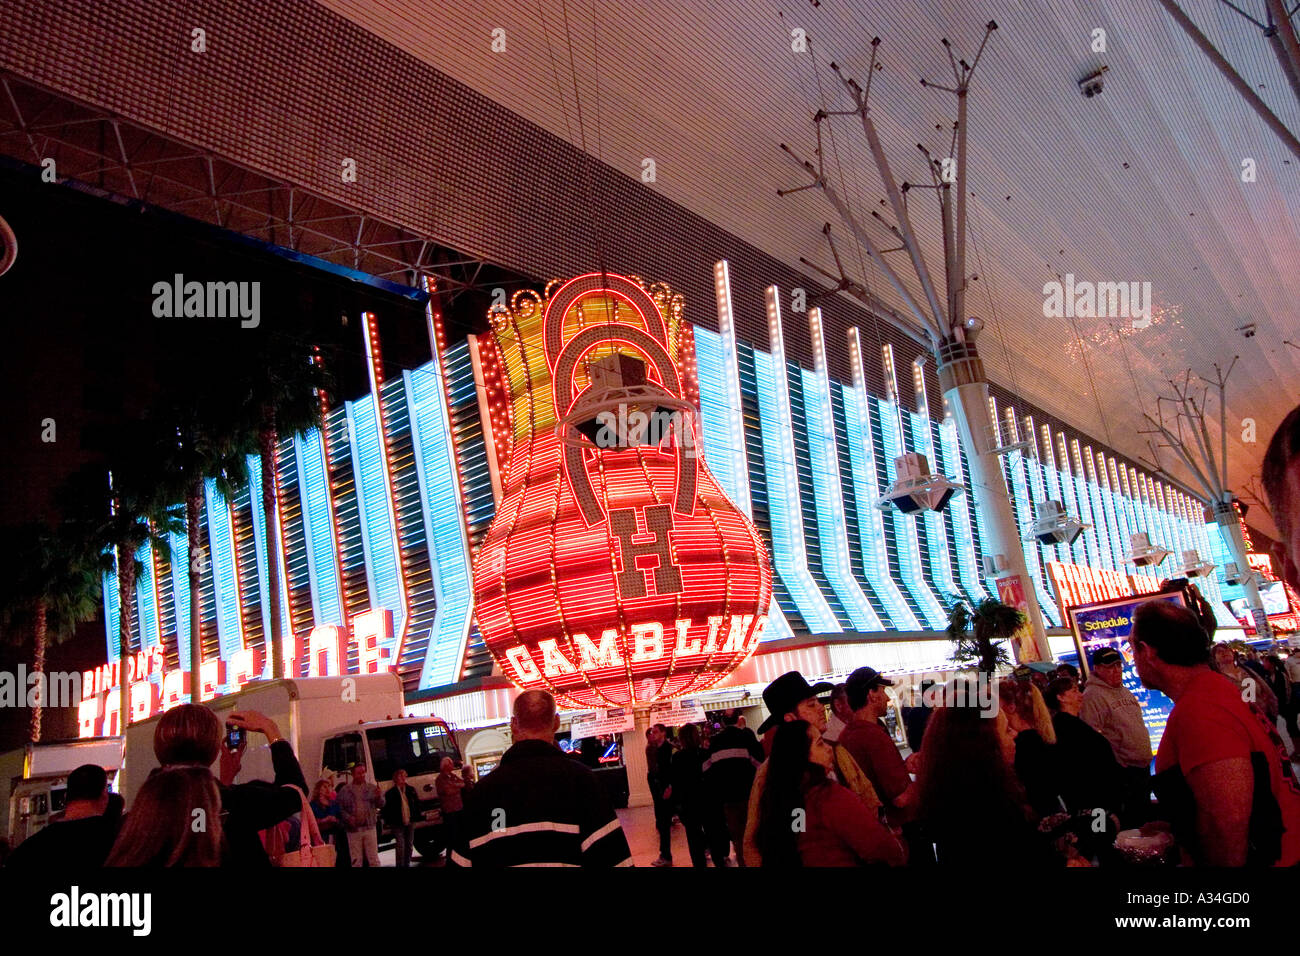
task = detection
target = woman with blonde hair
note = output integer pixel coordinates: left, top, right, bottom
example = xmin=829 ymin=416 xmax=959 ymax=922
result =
xmin=105 ymin=767 xmax=223 ymax=867
xmin=998 ymin=678 xmax=1064 ymax=816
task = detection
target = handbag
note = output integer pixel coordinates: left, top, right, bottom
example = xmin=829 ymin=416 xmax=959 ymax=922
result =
xmin=276 ymin=784 xmax=337 ymax=868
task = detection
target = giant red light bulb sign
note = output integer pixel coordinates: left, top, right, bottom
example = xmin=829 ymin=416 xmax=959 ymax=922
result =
xmin=472 ymin=274 xmax=772 ymax=708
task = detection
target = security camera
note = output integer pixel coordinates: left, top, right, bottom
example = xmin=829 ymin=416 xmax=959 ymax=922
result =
xmin=1079 ymin=66 xmax=1108 ymax=98
xmin=1237 ymin=323 xmax=1256 ymax=339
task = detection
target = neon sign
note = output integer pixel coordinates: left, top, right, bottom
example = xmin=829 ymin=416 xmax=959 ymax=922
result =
xmin=472 ymin=274 xmax=772 ymax=708
xmin=76 ymin=610 xmax=395 ymax=737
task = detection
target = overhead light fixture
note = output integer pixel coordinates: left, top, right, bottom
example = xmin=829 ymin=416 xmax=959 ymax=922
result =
xmin=1125 ymin=532 xmax=1171 ymax=568
xmin=1174 ymin=549 xmax=1215 ymax=578
xmin=875 ymin=452 xmax=964 ymax=514
xmin=1027 ymin=500 xmax=1087 ymax=546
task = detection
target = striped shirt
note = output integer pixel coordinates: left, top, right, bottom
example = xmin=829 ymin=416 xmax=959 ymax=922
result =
xmin=448 ymin=739 xmax=632 ymax=867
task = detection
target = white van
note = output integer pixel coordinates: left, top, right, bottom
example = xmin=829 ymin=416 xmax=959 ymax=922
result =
xmin=1 ymin=737 xmax=124 ymax=848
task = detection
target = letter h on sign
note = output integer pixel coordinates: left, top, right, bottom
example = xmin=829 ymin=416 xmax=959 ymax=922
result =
xmin=609 ymin=504 xmax=683 ymax=599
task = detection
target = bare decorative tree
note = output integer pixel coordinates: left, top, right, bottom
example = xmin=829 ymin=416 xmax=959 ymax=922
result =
xmin=1138 ymin=357 xmax=1272 ymax=638
xmin=775 ymin=24 xmax=1056 ymax=662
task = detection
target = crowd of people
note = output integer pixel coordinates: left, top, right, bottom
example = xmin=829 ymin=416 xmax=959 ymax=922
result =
xmin=3 ymin=405 xmax=1300 ymax=868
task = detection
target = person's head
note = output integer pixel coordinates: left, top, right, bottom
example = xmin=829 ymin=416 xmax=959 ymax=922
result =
xmin=1055 ymin=662 xmax=1079 ymax=684
xmin=511 ymin=689 xmax=560 ymax=742
xmin=1131 ymin=599 xmax=1212 ymax=695
xmin=439 ymin=757 xmax=455 ymax=773
xmin=1264 ymin=405 xmax=1300 ymax=591
xmin=1212 ymin=642 xmax=1236 ymax=671
xmin=154 ymin=703 xmax=222 ymax=767
xmin=755 ymin=720 xmax=832 ymax=867
xmin=721 ymin=709 xmax=741 ymax=727
xmin=997 ymin=679 xmax=1056 ymax=744
xmin=678 ymin=723 xmax=701 ymax=751
xmin=350 ymin=763 xmax=367 ymax=784
xmin=758 ymin=672 xmax=833 ymax=735
xmin=311 ymin=778 xmax=335 ymax=805
xmin=392 ymin=769 xmax=407 ymax=788
xmin=63 ymin=764 xmax=109 ymax=817
xmin=915 ymin=685 xmax=1028 ymax=844
xmin=829 ymin=683 xmax=852 ymax=723
xmin=1089 ymin=647 xmax=1125 ymax=687
xmin=104 ymin=767 xmax=223 ymax=867
xmin=1044 ymin=677 xmax=1082 ymax=716
xmin=845 ymin=666 xmax=894 ymax=719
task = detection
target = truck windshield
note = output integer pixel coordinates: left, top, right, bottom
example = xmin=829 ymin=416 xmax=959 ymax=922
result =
xmin=368 ymin=722 xmax=458 ymax=781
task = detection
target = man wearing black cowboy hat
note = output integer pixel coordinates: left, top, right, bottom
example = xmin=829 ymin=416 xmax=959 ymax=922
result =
xmin=741 ymin=671 xmax=886 ymax=866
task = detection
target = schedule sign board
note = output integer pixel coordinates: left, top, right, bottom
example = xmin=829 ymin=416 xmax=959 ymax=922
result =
xmin=1063 ymin=591 xmax=1187 ymax=755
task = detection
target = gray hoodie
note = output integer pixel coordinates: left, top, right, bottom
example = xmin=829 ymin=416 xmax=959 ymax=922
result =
xmin=1079 ymin=675 xmax=1152 ymax=768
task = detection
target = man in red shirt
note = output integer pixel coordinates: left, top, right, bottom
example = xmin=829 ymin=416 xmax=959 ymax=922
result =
xmin=837 ymin=666 xmax=915 ymax=823
xmin=1133 ymin=599 xmax=1300 ymax=866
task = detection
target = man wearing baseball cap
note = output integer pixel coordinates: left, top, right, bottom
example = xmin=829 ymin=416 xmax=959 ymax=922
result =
xmin=1080 ymin=646 xmax=1153 ymax=825
xmin=741 ymin=671 xmax=883 ymax=866
xmin=838 ymin=666 xmax=916 ymax=826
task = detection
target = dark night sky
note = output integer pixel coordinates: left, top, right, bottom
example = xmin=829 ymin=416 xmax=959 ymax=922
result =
xmin=0 ymin=164 xmax=440 ymax=747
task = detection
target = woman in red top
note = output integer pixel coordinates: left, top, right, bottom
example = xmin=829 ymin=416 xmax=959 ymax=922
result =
xmin=754 ymin=720 xmax=905 ymax=867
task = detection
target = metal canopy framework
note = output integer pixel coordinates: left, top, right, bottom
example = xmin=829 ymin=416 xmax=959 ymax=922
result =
xmin=0 ymin=73 xmax=499 ymax=296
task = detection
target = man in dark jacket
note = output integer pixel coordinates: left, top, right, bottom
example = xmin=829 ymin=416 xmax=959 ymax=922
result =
xmin=1045 ymin=676 xmax=1123 ymax=818
xmin=701 ymin=709 xmax=762 ymax=865
xmin=4 ymin=764 xmax=122 ymax=869
xmin=449 ymin=690 xmax=631 ymax=867
xmin=382 ymin=769 xmax=420 ymax=867
xmin=646 ymin=723 xmax=675 ymax=866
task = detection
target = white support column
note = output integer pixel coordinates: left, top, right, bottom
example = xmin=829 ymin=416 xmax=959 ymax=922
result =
xmin=937 ymin=340 xmax=1050 ymax=661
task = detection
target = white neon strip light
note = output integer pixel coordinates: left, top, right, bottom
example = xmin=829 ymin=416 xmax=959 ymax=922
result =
xmin=845 ymin=327 xmax=919 ymax=628
xmin=756 ymin=286 xmax=840 ymax=632
xmin=806 ymin=307 xmax=883 ymax=630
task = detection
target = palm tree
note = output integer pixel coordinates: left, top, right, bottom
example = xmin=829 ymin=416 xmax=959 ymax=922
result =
xmin=945 ymin=595 xmax=1025 ymax=674
xmin=238 ymin=335 xmax=330 ymax=680
xmin=152 ymin=400 xmax=252 ymax=701
xmin=65 ymin=432 xmax=184 ymax=732
xmin=0 ymin=522 xmax=105 ymax=741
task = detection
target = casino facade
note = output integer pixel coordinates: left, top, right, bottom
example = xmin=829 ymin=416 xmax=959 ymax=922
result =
xmin=79 ymin=258 xmax=1261 ymax=746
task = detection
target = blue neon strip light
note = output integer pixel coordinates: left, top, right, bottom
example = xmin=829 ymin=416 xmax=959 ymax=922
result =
xmin=406 ymin=365 xmax=475 ymax=689
xmin=135 ymin=542 xmax=159 ymax=650
xmin=910 ymin=410 xmax=963 ymax=608
xmin=1006 ymin=444 xmax=1061 ymax=625
xmin=696 ymin=327 xmax=792 ymax=642
xmin=877 ymin=398 xmax=947 ymax=628
xmin=938 ymin=417 xmax=988 ymax=602
xmin=204 ymin=479 xmax=242 ymax=660
xmin=843 ymin=388 xmax=918 ymax=628
xmin=695 ymin=328 xmax=751 ymax=513
xmin=296 ymin=429 xmax=344 ymax=626
xmin=169 ymin=530 xmax=191 ymax=667
xmin=347 ymin=399 xmax=406 ymax=638
xmin=754 ymin=348 xmax=840 ymax=632
xmin=803 ymin=367 xmax=882 ymax=630
xmin=103 ymin=567 xmax=120 ymax=662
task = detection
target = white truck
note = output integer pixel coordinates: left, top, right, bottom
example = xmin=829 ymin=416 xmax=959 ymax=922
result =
xmin=123 ymin=673 xmax=464 ymax=857
xmin=2 ymin=736 xmax=125 ymax=849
